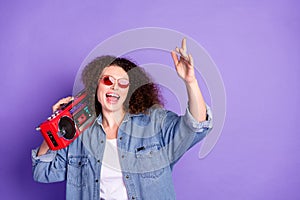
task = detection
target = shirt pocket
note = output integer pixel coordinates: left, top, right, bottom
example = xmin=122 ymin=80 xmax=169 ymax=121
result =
xmin=135 ymin=144 xmax=165 ymax=179
xmin=67 ymin=155 xmax=89 ymax=188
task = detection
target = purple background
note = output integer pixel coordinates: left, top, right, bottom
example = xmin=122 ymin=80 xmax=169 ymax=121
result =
xmin=1 ymin=0 xmax=299 ymax=199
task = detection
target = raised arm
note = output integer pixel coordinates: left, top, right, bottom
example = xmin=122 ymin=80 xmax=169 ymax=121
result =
xmin=171 ymin=38 xmax=207 ymax=122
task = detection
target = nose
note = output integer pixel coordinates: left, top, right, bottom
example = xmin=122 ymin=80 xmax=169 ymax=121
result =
xmin=111 ymin=81 xmax=119 ymax=90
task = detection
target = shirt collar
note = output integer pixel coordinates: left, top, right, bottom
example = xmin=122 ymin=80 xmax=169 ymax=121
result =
xmin=96 ymin=112 xmax=144 ymax=125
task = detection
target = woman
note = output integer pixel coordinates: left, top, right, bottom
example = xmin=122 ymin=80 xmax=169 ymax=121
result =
xmin=32 ymin=38 xmax=213 ymax=200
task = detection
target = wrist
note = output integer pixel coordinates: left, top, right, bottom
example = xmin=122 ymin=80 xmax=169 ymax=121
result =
xmin=37 ymin=140 xmax=50 ymax=156
xmin=185 ymin=77 xmax=198 ymax=86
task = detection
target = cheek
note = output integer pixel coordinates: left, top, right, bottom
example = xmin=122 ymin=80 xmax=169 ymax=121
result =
xmin=97 ymin=86 xmax=105 ymax=103
xmin=121 ymin=89 xmax=129 ymax=99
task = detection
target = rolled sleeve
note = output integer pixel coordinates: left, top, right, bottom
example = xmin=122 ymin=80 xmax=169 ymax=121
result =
xmin=32 ymin=148 xmax=57 ymax=166
xmin=184 ymin=104 xmax=213 ymax=132
xmin=32 ymin=147 xmax=67 ymax=183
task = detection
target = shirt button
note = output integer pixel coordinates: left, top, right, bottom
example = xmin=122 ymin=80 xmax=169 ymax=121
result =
xmin=119 ymin=137 xmax=123 ymax=140
xmin=121 ymin=155 xmax=125 ymax=159
xmin=132 ymin=197 xmax=135 ymax=199
xmin=100 ymin=140 xmax=104 ymax=144
xmin=97 ymin=160 xmax=100 ymax=163
xmin=125 ymin=175 xmax=129 ymax=179
xmin=95 ymin=179 xmax=99 ymax=183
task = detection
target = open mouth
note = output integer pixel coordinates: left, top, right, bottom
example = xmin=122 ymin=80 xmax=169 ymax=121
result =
xmin=105 ymin=92 xmax=120 ymax=103
xmin=106 ymin=93 xmax=120 ymax=99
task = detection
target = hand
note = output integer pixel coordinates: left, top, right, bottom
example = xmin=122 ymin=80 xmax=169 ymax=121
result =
xmin=52 ymin=96 xmax=74 ymax=113
xmin=171 ymin=38 xmax=196 ymax=83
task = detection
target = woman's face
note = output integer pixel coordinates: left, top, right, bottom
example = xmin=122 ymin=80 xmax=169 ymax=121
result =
xmin=97 ymin=65 xmax=129 ymax=114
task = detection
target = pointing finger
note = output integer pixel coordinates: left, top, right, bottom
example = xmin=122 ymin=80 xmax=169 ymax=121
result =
xmin=181 ymin=38 xmax=187 ymax=51
xmin=179 ymin=48 xmax=188 ymax=60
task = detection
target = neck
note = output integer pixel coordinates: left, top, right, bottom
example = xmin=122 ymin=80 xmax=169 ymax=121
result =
xmin=101 ymin=109 xmax=126 ymax=129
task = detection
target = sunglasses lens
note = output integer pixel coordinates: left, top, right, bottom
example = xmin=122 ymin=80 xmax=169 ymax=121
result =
xmin=100 ymin=76 xmax=129 ymax=88
xmin=118 ymin=79 xmax=129 ymax=88
xmin=102 ymin=76 xmax=114 ymax=86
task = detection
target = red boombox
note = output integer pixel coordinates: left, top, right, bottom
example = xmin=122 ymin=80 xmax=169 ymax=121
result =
xmin=36 ymin=91 xmax=95 ymax=150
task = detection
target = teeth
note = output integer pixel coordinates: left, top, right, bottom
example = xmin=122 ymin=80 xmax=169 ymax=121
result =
xmin=106 ymin=93 xmax=120 ymax=99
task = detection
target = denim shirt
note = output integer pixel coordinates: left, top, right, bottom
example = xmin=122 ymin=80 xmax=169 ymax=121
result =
xmin=32 ymin=105 xmax=213 ymax=200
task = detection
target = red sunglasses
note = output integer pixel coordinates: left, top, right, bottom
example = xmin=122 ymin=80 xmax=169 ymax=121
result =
xmin=99 ymin=75 xmax=130 ymax=89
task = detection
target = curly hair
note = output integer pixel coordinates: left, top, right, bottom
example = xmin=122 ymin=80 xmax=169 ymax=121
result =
xmin=81 ymin=55 xmax=163 ymax=116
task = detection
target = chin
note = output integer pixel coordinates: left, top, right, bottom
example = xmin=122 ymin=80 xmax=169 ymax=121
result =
xmin=103 ymin=103 xmax=124 ymax=113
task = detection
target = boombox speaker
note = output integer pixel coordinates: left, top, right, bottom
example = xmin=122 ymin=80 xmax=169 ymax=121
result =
xmin=36 ymin=91 xmax=95 ymax=150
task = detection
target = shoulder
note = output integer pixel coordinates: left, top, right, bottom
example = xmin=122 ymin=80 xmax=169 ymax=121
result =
xmin=129 ymin=104 xmax=169 ymax=122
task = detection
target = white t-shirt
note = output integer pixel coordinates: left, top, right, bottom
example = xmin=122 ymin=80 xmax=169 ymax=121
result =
xmin=100 ymin=139 xmax=128 ymax=200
